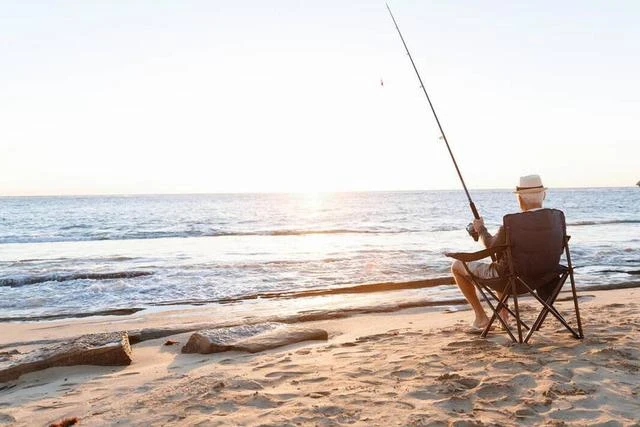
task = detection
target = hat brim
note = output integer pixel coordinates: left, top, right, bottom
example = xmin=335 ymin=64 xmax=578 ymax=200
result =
xmin=514 ymin=187 xmax=547 ymax=194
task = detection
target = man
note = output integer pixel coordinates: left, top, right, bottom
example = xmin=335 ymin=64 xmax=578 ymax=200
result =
xmin=450 ymin=174 xmax=547 ymax=331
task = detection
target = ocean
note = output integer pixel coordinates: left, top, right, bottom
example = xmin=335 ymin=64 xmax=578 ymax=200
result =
xmin=1 ymin=188 xmax=638 ymax=322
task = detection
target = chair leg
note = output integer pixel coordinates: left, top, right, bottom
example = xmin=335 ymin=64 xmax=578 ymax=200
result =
xmin=476 ymin=286 xmax=517 ymax=343
xmin=482 ymin=293 xmax=510 ymax=337
xmin=515 ymin=277 xmax=581 ymax=343
xmin=475 ymin=284 xmax=533 ymax=343
xmin=566 ymin=243 xmax=584 ymax=339
xmin=512 ymin=288 xmax=523 ymax=344
xmin=535 ymin=273 xmax=568 ymax=331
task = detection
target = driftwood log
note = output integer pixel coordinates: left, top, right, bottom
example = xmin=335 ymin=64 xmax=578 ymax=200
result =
xmin=182 ymin=323 xmax=328 ymax=354
xmin=0 ymin=332 xmax=132 ymax=383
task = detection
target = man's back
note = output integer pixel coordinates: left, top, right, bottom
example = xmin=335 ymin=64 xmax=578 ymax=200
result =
xmin=502 ymin=208 xmax=567 ymax=296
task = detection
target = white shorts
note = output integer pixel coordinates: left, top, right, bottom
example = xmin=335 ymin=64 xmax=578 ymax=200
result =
xmin=465 ymin=261 xmax=499 ymax=279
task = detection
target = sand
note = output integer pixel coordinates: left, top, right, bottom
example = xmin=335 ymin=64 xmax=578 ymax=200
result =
xmin=1 ymin=288 xmax=639 ymax=426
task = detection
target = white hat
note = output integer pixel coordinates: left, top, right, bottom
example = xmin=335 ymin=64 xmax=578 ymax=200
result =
xmin=514 ymin=174 xmax=547 ymax=194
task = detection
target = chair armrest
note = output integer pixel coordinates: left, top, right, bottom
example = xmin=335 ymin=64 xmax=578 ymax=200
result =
xmin=445 ymin=245 xmax=507 ymax=262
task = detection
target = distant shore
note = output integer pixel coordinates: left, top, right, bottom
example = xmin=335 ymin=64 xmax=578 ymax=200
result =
xmin=1 ymin=286 xmax=639 ymax=425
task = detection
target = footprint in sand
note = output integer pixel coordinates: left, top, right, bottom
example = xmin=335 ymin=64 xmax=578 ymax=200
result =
xmin=433 ymin=395 xmax=473 ymax=413
xmin=373 ymin=399 xmax=415 ymax=410
xmin=390 ymin=368 xmax=417 ymax=379
xmin=211 ymin=401 xmax=238 ymax=415
xmin=313 ymin=405 xmax=344 ymax=417
xmin=306 ymin=391 xmax=331 ymax=399
xmin=475 ymin=382 xmax=514 ymax=401
xmin=436 ymin=372 xmax=480 ymax=390
xmin=406 ymin=387 xmax=442 ymax=401
xmin=265 ymin=370 xmax=309 ymax=379
xmin=271 ymin=392 xmax=299 ymax=401
xmin=226 ymin=377 xmax=263 ymax=390
xmin=519 ymin=397 xmax=553 ymax=414
xmin=245 ymin=393 xmax=280 ymax=409
xmin=184 ymin=403 xmax=216 ymax=414
xmin=491 ymin=359 xmax=539 ymax=372
xmin=345 ymin=368 xmax=375 ymax=378
xmin=589 ymin=347 xmax=637 ymax=360
xmin=504 ymin=373 xmax=537 ymax=389
xmin=298 ymin=376 xmax=329 ymax=384
xmin=545 ymin=382 xmax=596 ymax=396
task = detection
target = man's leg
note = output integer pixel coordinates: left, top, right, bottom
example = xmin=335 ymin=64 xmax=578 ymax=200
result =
xmin=451 ymin=260 xmax=490 ymax=328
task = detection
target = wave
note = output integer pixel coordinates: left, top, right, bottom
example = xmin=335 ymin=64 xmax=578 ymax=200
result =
xmin=0 ymin=227 xmax=423 ymax=244
xmin=59 ymin=224 xmax=92 ymax=230
xmin=0 ymin=308 xmax=145 ymax=323
xmin=4 ymin=218 xmax=635 ymax=245
xmin=0 ymin=271 xmax=153 ymax=288
xmin=212 ymin=228 xmax=420 ymax=237
xmin=567 ymin=219 xmax=640 ymax=226
xmin=599 ymin=269 xmax=640 ymax=275
xmin=150 ymin=277 xmax=457 ymax=307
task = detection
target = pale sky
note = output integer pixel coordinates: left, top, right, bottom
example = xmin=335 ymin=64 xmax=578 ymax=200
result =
xmin=1 ymin=1 xmax=638 ymax=196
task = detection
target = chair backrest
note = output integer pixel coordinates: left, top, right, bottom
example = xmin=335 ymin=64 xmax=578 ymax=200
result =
xmin=503 ymin=208 xmax=566 ymax=288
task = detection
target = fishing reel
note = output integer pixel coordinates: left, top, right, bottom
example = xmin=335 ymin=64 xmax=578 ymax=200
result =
xmin=466 ymin=223 xmax=479 ymax=241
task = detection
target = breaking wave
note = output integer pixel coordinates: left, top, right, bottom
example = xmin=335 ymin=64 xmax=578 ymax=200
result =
xmin=0 ymin=228 xmax=423 ymax=244
xmin=567 ymin=219 xmax=640 ymax=226
xmin=0 ymin=271 xmax=153 ymax=288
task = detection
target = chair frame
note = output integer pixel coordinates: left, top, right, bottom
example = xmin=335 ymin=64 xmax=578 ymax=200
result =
xmin=447 ymin=218 xmax=584 ymax=344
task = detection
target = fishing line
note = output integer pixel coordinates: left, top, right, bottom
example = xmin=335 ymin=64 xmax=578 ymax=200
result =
xmin=386 ymin=3 xmax=480 ymax=240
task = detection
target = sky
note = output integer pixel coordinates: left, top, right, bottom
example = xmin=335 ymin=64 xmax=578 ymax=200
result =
xmin=1 ymin=1 xmax=639 ymax=196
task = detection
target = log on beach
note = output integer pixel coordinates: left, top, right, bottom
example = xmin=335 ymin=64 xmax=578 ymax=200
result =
xmin=182 ymin=323 xmax=328 ymax=354
xmin=0 ymin=332 xmax=132 ymax=383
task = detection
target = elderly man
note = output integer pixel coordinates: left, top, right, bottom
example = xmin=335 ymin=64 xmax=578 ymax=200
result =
xmin=450 ymin=174 xmax=547 ymax=332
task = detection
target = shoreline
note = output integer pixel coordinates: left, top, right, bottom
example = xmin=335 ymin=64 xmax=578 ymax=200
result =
xmin=1 ymin=287 xmax=639 ymax=425
xmin=2 ymin=277 xmax=640 ymax=323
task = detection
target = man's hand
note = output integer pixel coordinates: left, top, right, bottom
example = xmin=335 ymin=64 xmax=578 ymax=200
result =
xmin=472 ymin=217 xmax=485 ymax=233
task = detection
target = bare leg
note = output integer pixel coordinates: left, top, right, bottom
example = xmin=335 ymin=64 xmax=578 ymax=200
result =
xmin=497 ymin=293 xmax=508 ymax=321
xmin=451 ymin=260 xmax=489 ymax=328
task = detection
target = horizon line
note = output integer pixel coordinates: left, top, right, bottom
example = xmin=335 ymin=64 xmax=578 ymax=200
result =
xmin=1 ymin=185 xmax=637 ymax=198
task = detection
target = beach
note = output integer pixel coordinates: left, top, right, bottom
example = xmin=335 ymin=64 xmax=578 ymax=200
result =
xmin=1 ymin=286 xmax=638 ymax=426
xmin=3 ymin=0 xmax=640 ymax=424
xmin=1 ymin=190 xmax=638 ymax=426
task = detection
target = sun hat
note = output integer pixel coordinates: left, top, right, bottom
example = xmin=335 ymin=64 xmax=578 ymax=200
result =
xmin=514 ymin=174 xmax=547 ymax=194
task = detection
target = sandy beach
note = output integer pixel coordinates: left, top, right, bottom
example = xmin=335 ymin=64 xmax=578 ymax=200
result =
xmin=1 ymin=287 xmax=639 ymax=426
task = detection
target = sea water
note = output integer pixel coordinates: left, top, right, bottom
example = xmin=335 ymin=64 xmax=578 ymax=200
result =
xmin=0 ymin=188 xmax=638 ymax=321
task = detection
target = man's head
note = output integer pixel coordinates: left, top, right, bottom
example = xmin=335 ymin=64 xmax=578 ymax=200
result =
xmin=514 ymin=174 xmax=546 ymax=211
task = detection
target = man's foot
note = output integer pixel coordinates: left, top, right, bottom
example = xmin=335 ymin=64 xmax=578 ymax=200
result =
xmin=466 ymin=324 xmax=486 ymax=334
xmin=472 ymin=316 xmax=490 ymax=329
xmin=466 ymin=317 xmax=490 ymax=334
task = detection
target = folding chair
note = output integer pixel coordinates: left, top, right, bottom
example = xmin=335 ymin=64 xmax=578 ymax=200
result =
xmin=446 ymin=208 xmax=584 ymax=343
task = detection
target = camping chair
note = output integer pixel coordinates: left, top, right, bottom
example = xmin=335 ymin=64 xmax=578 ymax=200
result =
xmin=446 ymin=208 xmax=584 ymax=344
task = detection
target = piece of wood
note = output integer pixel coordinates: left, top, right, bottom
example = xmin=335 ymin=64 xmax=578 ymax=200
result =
xmin=181 ymin=323 xmax=281 ymax=354
xmin=181 ymin=323 xmax=328 ymax=354
xmin=0 ymin=332 xmax=132 ymax=383
xmin=233 ymin=327 xmax=329 ymax=353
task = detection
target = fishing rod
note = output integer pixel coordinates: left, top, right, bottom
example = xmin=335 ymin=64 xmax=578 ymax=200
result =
xmin=385 ymin=3 xmax=480 ymax=240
